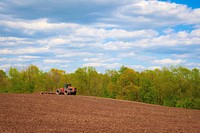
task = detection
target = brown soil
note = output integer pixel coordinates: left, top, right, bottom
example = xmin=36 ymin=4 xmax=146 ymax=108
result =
xmin=0 ymin=94 xmax=200 ymax=133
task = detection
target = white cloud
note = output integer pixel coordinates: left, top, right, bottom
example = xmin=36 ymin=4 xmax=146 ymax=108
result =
xmin=191 ymin=29 xmax=200 ymax=36
xmin=0 ymin=0 xmax=200 ymax=72
xmin=163 ymin=28 xmax=175 ymax=34
xmin=35 ymin=27 xmax=158 ymax=50
xmin=1 ymin=18 xmax=199 ymax=51
xmin=39 ymin=37 xmax=68 ymax=46
xmin=83 ymin=57 xmax=117 ymax=63
xmin=83 ymin=62 xmax=121 ymax=69
xmin=0 ymin=58 xmax=6 ymax=62
xmin=131 ymin=29 xmax=200 ymax=48
xmin=0 ymin=18 xmax=80 ymax=33
xmin=0 ymin=36 xmax=34 ymax=46
xmin=0 ymin=64 xmax=12 ymax=71
xmin=131 ymin=65 xmax=145 ymax=70
xmin=56 ymin=51 xmax=94 ymax=58
xmin=83 ymin=55 xmax=121 ymax=69
xmin=59 ymin=64 xmax=69 ymax=68
xmin=172 ymin=54 xmax=191 ymax=59
xmin=105 ymin=63 xmax=121 ymax=69
xmin=0 ymin=64 xmax=25 ymax=71
xmin=153 ymin=59 xmax=185 ymax=65
xmin=43 ymin=59 xmax=72 ymax=64
xmin=105 ymin=29 xmax=158 ymax=39
xmin=0 ymin=36 xmax=24 ymax=41
xmin=186 ymin=62 xmax=200 ymax=69
xmin=100 ymin=41 xmax=131 ymax=50
xmin=93 ymin=23 xmax=118 ymax=28
xmin=0 ymin=47 xmax=49 ymax=55
xmin=83 ymin=62 xmax=103 ymax=67
xmin=19 ymin=55 xmax=42 ymax=59
xmin=97 ymin=30 xmax=194 ymax=50
xmin=147 ymin=66 xmax=161 ymax=70
xmin=83 ymin=58 xmax=103 ymax=63
xmin=0 ymin=49 xmax=13 ymax=54
xmin=118 ymin=52 xmax=135 ymax=58
xmin=73 ymin=27 xmax=158 ymax=44
xmin=0 ymin=57 xmax=30 ymax=62
xmin=104 ymin=1 xmax=200 ymax=28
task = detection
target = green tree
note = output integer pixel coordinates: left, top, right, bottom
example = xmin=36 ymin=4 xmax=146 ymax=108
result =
xmin=0 ymin=70 xmax=11 ymax=92
xmin=139 ymin=70 xmax=156 ymax=104
xmin=74 ymin=67 xmax=89 ymax=95
xmin=9 ymin=67 xmax=23 ymax=93
xmin=24 ymin=65 xmax=40 ymax=92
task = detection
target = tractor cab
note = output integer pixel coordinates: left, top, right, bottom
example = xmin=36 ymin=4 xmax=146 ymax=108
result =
xmin=64 ymin=84 xmax=71 ymax=89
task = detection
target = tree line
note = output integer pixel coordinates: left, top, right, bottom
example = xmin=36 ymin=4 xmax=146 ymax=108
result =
xmin=0 ymin=65 xmax=199 ymax=109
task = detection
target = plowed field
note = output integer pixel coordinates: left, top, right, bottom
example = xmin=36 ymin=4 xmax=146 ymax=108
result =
xmin=0 ymin=94 xmax=200 ymax=133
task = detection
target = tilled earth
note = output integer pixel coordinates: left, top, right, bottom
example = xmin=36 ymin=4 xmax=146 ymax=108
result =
xmin=0 ymin=94 xmax=200 ymax=133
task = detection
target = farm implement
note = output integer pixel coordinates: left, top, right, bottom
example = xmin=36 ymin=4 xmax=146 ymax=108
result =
xmin=41 ymin=83 xmax=77 ymax=95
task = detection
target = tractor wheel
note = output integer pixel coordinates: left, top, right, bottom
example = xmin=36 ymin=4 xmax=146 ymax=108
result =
xmin=64 ymin=91 xmax=68 ymax=95
xmin=56 ymin=90 xmax=60 ymax=95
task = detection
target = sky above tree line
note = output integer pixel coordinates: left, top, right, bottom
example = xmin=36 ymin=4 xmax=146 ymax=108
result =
xmin=0 ymin=0 xmax=200 ymax=73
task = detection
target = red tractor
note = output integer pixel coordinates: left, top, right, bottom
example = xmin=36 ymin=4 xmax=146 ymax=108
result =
xmin=56 ymin=84 xmax=77 ymax=95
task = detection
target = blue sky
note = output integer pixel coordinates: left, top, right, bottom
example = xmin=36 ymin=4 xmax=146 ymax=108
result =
xmin=0 ymin=0 xmax=200 ymax=73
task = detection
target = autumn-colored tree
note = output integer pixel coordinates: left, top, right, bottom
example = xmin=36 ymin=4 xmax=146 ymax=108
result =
xmin=117 ymin=67 xmax=140 ymax=101
xmin=49 ymin=68 xmax=66 ymax=90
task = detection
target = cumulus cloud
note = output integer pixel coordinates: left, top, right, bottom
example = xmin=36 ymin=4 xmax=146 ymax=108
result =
xmin=83 ymin=55 xmax=121 ymax=69
xmin=0 ymin=49 xmax=13 ymax=54
xmin=105 ymin=1 xmax=200 ymax=28
xmin=75 ymin=27 xmax=158 ymax=39
xmin=43 ymin=59 xmax=72 ymax=64
xmin=57 ymin=51 xmax=94 ymax=58
xmin=153 ymin=59 xmax=185 ymax=65
xmin=0 ymin=64 xmax=25 ymax=71
xmin=131 ymin=65 xmax=146 ymax=70
xmin=0 ymin=47 xmax=49 ymax=55
xmin=83 ymin=62 xmax=121 ymax=69
xmin=0 ymin=18 xmax=80 ymax=35
xmin=147 ymin=66 xmax=161 ymax=70
xmin=172 ymin=54 xmax=192 ymax=59
xmin=118 ymin=52 xmax=135 ymax=58
xmin=19 ymin=55 xmax=42 ymax=59
xmin=0 ymin=36 xmax=34 ymax=46
xmin=0 ymin=0 xmax=200 ymax=72
xmin=186 ymin=62 xmax=200 ymax=69
xmin=0 ymin=57 xmax=30 ymax=62
xmin=83 ymin=57 xmax=118 ymax=63
xmin=0 ymin=64 xmax=12 ymax=71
